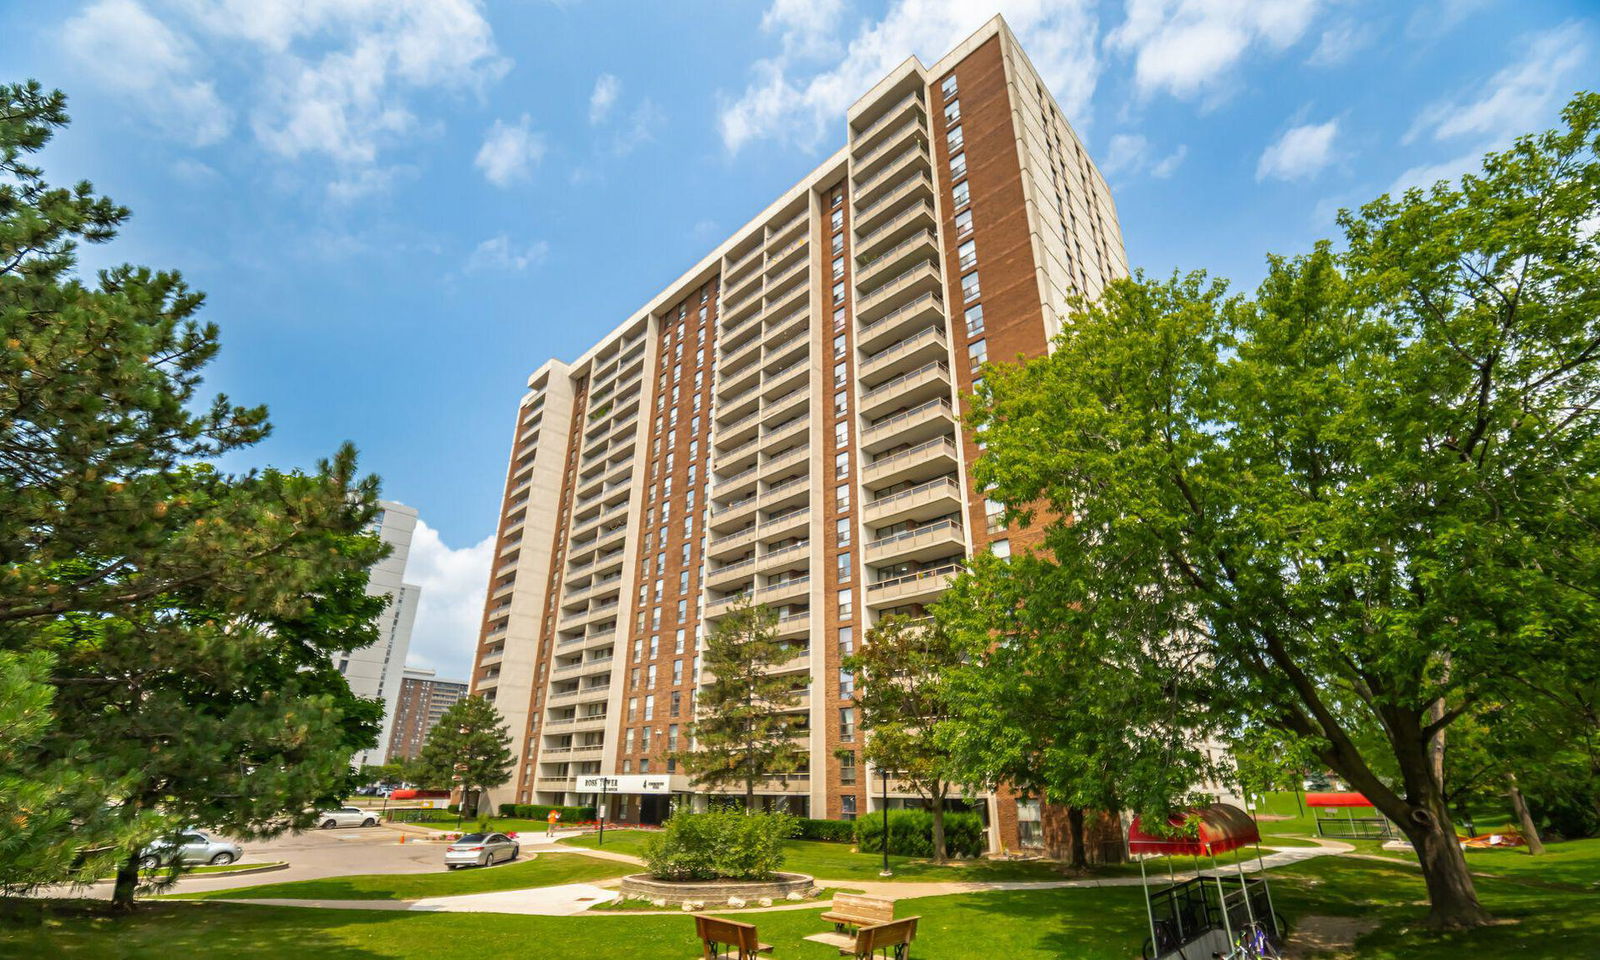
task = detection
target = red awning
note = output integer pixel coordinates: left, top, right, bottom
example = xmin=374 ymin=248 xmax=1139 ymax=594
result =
xmin=1305 ymin=792 xmax=1373 ymax=808
xmin=1128 ymin=803 xmax=1261 ymax=857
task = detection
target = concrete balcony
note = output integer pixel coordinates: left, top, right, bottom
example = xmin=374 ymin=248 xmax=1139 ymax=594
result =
xmin=866 ymin=561 xmax=964 ymax=607
xmin=852 ymin=88 xmax=925 ymax=153
xmin=854 ymin=171 xmax=934 ymax=236
xmin=861 ymin=397 xmax=956 ymax=454
xmin=705 ymin=589 xmax=755 ymax=619
xmin=724 ymin=242 xmax=762 ymax=287
xmin=709 ymin=493 xmax=760 ymax=530
xmin=760 ymin=506 xmax=810 ymax=541
xmin=767 ymin=209 xmax=808 ymax=247
xmin=857 ymin=291 xmax=945 ymax=353
xmin=865 ymin=518 xmax=965 ymax=565
xmin=706 ymin=554 xmax=757 ymax=588
xmin=478 ymin=647 xmax=505 ymax=667
xmin=765 ymin=257 xmax=809 ymax=304
xmin=758 ymin=474 xmax=810 ymax=512
xmin=863 ymin=435 xmax=961 ymax=490
xmin=764 ymin=275 xmax=809 ymax=322
xmin=773 ymin=612 xmax=811 ymax=639
xmin=718 ymin=353 xmax=763 ymax=400
xmin=707 ymin=524 xmax=760 ymax=560
xmin=856 ymin=227 xmax=939 ymax=290
xmin=859 ymin=360 xmax=951 ymax=419
xmin=762 ymin=387 xmax=808 ymax=426
xmin=713 ymin=465 xmax=759 ymax=499
xmin=720 ymin=331 xmax=765 ymax=378
xmin=548 ymin=685 xmax=612 ymax=706
xmin=762 ymin=359 xmax=809 ymax=400
xmin=715 ymin=409 xmax=762 ymax=448
xmin=859 ymin=323 xmax=948 ymax=384
xmin=854 ymin=197 xmax=936 ymax=262
xmin=864 ymin=475 xmax=964 ymax=527
xmin=757 ymin=540 xmax=811 ymax=573
xmin=766 ymin=234 xmax=808 ymax=275
xmin=715 ymin=435 xmax=761 ymax=474
xmin=761 ymin=444 xmax=809 ymax=479
xmin=854 ymin=144 xmax=929 ymax=209
xmin=757 ymin=575 xmax=811 ymax=606
xmin=856 ymin=259 xmax=943 ymax=324
xmin=760 ymin=416 xmax=808 ymax=455
xmin=853 ymin=114 xmax=925 ymax=181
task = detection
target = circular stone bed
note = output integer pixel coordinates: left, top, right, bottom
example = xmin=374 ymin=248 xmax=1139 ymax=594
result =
xmin=618 ymin=872 xmax=816 ymax=908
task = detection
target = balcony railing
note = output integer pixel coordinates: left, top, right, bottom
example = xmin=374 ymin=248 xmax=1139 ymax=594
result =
xmin=858 ymin=291 xmax=943 ymax=342
xmin=868 ymin=561 xmax=964 ymax=593
xmin=861 ymin=360 xmax=949 ymax=405
xmin=864 ymin=397 xmax=953 ymax=439
xmin=866 ymin=476 xmax=962 ymax=514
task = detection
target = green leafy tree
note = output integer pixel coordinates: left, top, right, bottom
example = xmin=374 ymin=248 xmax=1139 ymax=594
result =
xmin=937 ymin=552 xmax=1221 ymax=867
xmin=844 ymin=614 xmax=963 ymax=862
xmin=675 ymin=599 xmax=806 ymax=808
xmin=958 ymin=94 xmax=1600 ymax=929
xmin=416 ymin=696 xmax=514 ymax=817
xmin=0 ymin=82 xmax=387 ymax=908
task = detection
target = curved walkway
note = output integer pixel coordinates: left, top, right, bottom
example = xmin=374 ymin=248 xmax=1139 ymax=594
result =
xmin=204 ymin=840 xmax=1349 ymax=918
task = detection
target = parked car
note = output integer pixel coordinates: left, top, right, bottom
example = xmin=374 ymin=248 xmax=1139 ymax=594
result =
xmin=316 ymin=806 xmax=379 ymax=829
xmin=443 ymin=833 xmax=519 ymax=869
xmin=138 ymin=831 xmax=243 ymax=869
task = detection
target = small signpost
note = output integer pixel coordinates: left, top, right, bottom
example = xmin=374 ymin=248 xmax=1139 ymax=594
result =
xmin=577 ymin=774 xmax=670 ymax=846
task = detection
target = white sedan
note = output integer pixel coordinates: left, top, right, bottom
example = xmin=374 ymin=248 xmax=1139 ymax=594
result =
xmin=315 ymin=806 xmax=379 ymax=829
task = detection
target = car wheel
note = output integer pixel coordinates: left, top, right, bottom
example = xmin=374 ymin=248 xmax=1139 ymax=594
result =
xmin=209 ymin=852 xmax=236 ymax=866
xmin=510 ymin=847 xmax=519 ymax=861
xmin=321 ymin=819 xmax=337 ymax=829
xmin=137 ymin=855 xmax=161 ymax=870
xmin=362 ymin=818 xmax=376 ymax=828
xmin=480 ymin=854 xmax=491 ymax=868
xmin=446 ymin=864 xmax=459 ymax=870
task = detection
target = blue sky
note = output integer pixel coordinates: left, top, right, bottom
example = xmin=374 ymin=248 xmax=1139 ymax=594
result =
xmin=3 ymin=0 xmax=1595 ymax=677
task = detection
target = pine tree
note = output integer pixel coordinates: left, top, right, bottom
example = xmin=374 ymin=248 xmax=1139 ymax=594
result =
xmin=675 ymin=599 xmax=806 ymax=809
xmin=416 ymin=696 xmax=514 ymax=817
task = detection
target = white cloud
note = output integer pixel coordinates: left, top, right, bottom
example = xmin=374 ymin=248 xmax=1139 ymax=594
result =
xmin=1107 ymin=0 xmax=1321 ymax=103
xmin=475 ymin=114 xmax=546 ymax=186
xmin=402 ymin=520 xmax=494 ymax=680
xmin=1307 ymin=21 xmax=1370 ymax=67
xmin=62 ymin=0 xmax=230 ymax=145
xmin=1100 ymin=133 xmax=1186 ymax=179
xmin=610 ymin=100 xmax=666 ymax=156
xmin=589 ymin=73 xmax=621 ymax=124
xmin=62 ymin=0 xmax=507 ymax=193
xmin=1394 ymin=22 xmax=1590 ymax=193
xmin=465 ymin=234 xmax=550 ymax=272
xmin=718 ymin=0 xmax=1099 ymax=154
xmin=1256 ymin=118 xmax=1338 ymax=181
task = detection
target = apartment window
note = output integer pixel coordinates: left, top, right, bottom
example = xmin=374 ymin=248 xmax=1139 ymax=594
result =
xmin=679 ymin=570 xmax=689 ymax=593
xmin=677 ymin=599 xmax=687 ymax=620
xmin=947 ymin=124 xmax=964 ymax=152
xmin=834 ymin=451 xmax=850 ymax=478
xmin=681 ymin=543 xmax=690 ymax=565
xmin=672 ymin=659 xmax=682 ymax=684
xmin=832 ymin=189 xmax=844 ymax=208
xmin=952 ymin=180 xmax=970 ymax=209
xmin=675 ymin=628 xmax=686 ymax=653
xmin=831 ymin=209 xmax=843 ymax=231
xmin=838 ymin=588 xmax=853 ymax=618
xmin=969 ymin=338 xmax=987 ymax=367
xmin=649 ymin=635 xmax=659 ymax=658
xmin=840 ymin=707 xmax=856 ymax=742
xmin=834 ymin=306 xmax=847 ymax=330
xmin=841 ymin=762 xmax=858 ymax=793
xmin=958 ymin=239 xmax=977 ymax=270
xmin=949 ymin=151 xmax=967 ymax=180
xmin=832 ymin=233 xmax=844 ymax=255
xmin=941 ymin=74 xmax=958 ymax=100
xmin=839 ymin=668 xmax=854 ymax=698
xmin=955 ymin=208 xmax=973 ymax=237
xmin=633 ymin=638 xmax=643 ymax=661
xmin=644 ymin=695 xmax=655 ymax=720
xmin=652 ymin=607 xmax=661 ymax=627
xmin=670 ymin=690 xmax=682 ymax=716
xmin=625 ymin=729 xmax=634 ymax=752
xmin=654 ymin=579 xmax=663 ymax=601
xmin=962 ymin=270 xmax=981 ymax=302
xmin=944 ymin=99 xmax=960 ymax=124
xmin=836 ymin=483 xmax=850 ymax=512
xmin=834 ymin=390 xmax=849 ymax=416
xmin=834 ymin=420 xmax=849 ymax=447
xmin=668 ymin=723 xmax=679 ymax=751
xmin=628 ymin=697 xmax=638 ymax=721
xmin=836 ymin=517 xmax=851 ymax=546
xmin=639 ymin=758 xmax=650 ymax=773
xmin=965 ymin=303 xmax=985 ymax=336
xmin=622 ymin=759 xmax=632 ymax=773
xmin=836 ymin=551 xmax=852 ymax=582
xmin=992 ymin=538 xmax=1012 ymax=559
xmin=833 ymin=361 xmax=847 ymax=387
xmin=688 ymin=439 xmax=699 ymax=460
xmin=832 ymin=281 xmax=846 ymax=305
xmin=833 ymin=333 xmax=847 ymax=358
xmin=833 ymin=256 xmax=845 ymax=278
xmin=838 ymin=625 xmax=854 ymax=655
xmin=630 ymin=666 xmax=640 ymax=688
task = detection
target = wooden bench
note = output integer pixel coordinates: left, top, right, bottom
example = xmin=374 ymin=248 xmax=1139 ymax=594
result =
xmin=847 ymin=917 xmax=919 ymax=960
xmin=819 ymin=893 xmax=895 ymax=934
xmin=693 ymin=915 xmax=773 ymax=960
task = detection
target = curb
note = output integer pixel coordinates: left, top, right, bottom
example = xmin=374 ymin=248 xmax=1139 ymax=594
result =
xmin=88 ymin=861 xmax=291 ymax=885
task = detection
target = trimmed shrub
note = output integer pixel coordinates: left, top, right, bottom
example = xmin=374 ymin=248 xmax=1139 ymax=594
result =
xmin=497 ymin=803 xmax=597 ymax=822
xmin=795 ymin=818 xmax=856 ymax=842
xmin=643 ymin=810 xmax=798 ymax=881
xmin=855 ymin=809 xmax=985 ymax=858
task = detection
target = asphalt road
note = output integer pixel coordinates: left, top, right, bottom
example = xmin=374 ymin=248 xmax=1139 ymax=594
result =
xmin=50 ymin=824 xmax=455 ymax=900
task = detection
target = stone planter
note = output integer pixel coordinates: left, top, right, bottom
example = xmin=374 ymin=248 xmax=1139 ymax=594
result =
xmin=617 ymin=872 xmax=816 ymax=908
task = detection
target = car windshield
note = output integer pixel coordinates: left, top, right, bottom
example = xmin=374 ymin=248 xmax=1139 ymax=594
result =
xmin=456 ymin=833 xmax=487 ymax=843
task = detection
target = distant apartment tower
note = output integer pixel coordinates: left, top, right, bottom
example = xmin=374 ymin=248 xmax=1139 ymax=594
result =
xmin=386 ymin=667 xmax=470 ymax=761
xmin=344 ymin=500 xmax=422 ymax=766
xmin=469 ymin=17 xmax=1126 ymax=847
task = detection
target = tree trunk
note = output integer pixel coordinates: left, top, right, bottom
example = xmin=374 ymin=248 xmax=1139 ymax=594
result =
xmin=1066 ymin=806 xmax=1087 ymax=870
xmin=111 ymin=852 xmax=141 ymax=910
xmin=1506 ymin=774 xmax=1545 ymax=855
xmin=929 ymin=788 xmax=947 ymax=864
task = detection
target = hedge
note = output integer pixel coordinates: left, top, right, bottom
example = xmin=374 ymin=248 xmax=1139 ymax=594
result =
xmin=795 ymin=818 xmax=856 ymax=842
xmin=644 ymin=811 xmax=797 ymax=881
xmin=854 ymin=809 xmax=984 ymax=858
xmin=497 ymin=803 xmax=597 ymax=822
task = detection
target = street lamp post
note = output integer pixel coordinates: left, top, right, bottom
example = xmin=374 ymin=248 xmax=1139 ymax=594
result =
xmin=879 ymin=766 xmax=892 ymax=878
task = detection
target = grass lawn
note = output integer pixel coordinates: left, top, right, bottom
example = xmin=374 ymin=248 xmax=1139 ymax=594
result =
xmin=6 ymin=840 xmax=1600 ymax=958
xmin=560 ymin=831 xmax=1076 ymax=883
xmin=170 ymin=853 xmax=626 ymax=901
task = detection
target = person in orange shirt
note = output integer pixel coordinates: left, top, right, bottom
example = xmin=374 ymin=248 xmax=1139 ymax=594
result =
xmin=546 ymin=809 xmax=561 ymax=837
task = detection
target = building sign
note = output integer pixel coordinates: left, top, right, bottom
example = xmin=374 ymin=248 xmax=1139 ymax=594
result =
xmin=576 ymin=774 xmax=671 ymax=795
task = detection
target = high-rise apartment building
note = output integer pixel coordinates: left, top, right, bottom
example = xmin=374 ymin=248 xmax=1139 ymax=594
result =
xmin=345 ymin=500 xmax=423 ymax=766
xmin=470 ymin=16 xmax=1126 ymax=848
xmin=386 ymin=667 xmax=470 ymax=761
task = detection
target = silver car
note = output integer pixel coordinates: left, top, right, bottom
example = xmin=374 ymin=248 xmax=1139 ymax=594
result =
xmin=138 ymin=831 xmax=243 ymax=868
xmin=316 ymin=805 xmax=379 ymax=829
xmin=443 ymin=832 xmax=519 ymax=869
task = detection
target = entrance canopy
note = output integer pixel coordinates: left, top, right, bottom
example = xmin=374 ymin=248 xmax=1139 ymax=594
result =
xmin=1128 ymin=803 xmax=1260 ymax=857
xmin=1306 ymin=792 xmax=1374 ymax=808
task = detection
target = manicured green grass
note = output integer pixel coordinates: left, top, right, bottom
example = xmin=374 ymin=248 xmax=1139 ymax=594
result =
xmin=172 ymin=853 xmax=626 ymax=901
xmin=560 ymin=831 xmax=1075 ymax=883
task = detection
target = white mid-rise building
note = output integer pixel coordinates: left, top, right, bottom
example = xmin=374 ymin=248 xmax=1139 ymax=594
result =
xmin=344 ymin=500 xmax=422 ymax=766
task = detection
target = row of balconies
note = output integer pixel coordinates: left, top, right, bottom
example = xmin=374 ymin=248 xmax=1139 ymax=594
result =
xmin=705 ymin=537 xmax=812 ymax=589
